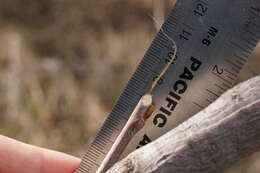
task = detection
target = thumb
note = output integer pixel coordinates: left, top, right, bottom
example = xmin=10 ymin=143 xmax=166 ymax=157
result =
xmin=0 ymin=135 xmax=81 ymax=173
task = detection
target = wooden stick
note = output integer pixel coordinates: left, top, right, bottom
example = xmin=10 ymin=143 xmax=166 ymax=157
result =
xmin=97 ymin=34 xmax=177 ymax=173
xmin=107 ymin=75 xmax=260 ymax=173
xmin=96 ymin=94 xmax=154 ymax=173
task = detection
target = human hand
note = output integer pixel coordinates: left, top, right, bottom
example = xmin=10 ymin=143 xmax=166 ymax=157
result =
xmin=0 ymin=135 xmax=80 ymax=173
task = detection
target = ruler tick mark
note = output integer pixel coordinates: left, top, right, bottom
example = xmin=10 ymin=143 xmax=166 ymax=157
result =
xmin=226 ymin=75 xmax=236 ymax=82
xmin=212 ymin=72 xmax=233 ymax=85
xmin=215 ymin=83 xmax=226 ymax=91
xmin=193 ymin=102 xmax=205 ymax=109
xmin=244 ymin=38 xmax=257 ymax=48
xmin=206 ymin=89 xmax=220 ymax=98
xmin=206 ymin=99 xmax=214 ymax=104
xmin=224 ymin=59 xmax=242 ymax=71
xmin=230 ymin=42 xmax=251 ymax=54
xmin=233 ymin=53 xmax=247 ymax=62
xmin=222 ymin=82 xmax=231 ymax=89
xmin=224 ymin=68 xmax=237 ymax=77
xmin=247 ymin=30 xmax=259 ymax=42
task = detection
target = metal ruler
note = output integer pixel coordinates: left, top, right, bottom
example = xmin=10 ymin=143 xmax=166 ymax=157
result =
xmin=77 ymin=0 xmax=260 ymax=172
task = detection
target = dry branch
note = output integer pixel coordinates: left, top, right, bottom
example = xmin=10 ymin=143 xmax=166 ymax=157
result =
xmin=107 ymin=75 xmax=260 ymax=173
xmin=97 ymin=94 xmax=154 ymax=173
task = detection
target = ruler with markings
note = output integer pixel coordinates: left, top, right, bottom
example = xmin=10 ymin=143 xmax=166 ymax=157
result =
xmin=77 ymin=0 xmax=260 ymax=172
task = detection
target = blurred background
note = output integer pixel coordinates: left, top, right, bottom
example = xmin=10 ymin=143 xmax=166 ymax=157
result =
xmin=0 ymin=0 xmax=259 ymax=158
